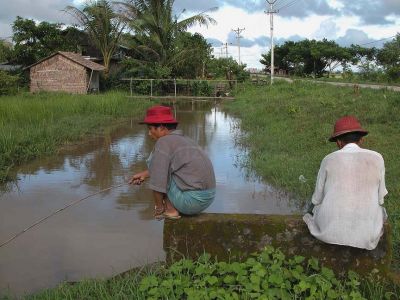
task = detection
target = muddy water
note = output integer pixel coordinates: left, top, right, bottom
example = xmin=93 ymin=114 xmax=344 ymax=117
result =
xmin=0 ymin=101 xmax=301 ymax=297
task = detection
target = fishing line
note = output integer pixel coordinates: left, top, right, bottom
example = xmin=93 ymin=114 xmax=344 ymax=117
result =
xmin=0 ymin=182 xmax=129 ymax=249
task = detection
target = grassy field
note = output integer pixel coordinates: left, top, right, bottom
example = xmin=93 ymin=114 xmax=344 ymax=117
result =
xmin=0 ymin=91 xmax=152 ymax=183
xmin=225 ymin=80 xmax=400 ymax=269
xmin=1 ymin=84 xmax=399 ymax=298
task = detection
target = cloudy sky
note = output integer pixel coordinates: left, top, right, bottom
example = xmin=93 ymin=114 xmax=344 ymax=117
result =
xmin=0 ymin=0 xmax=399 ymax=68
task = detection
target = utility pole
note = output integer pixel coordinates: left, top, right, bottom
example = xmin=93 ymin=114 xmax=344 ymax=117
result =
xmin=221 ymin=42 xmax=229 ymax=58
xmin=232 ymin=27 xmax=245 ymax=65
xmin=266 ymin=0 xmax=278 ymax=85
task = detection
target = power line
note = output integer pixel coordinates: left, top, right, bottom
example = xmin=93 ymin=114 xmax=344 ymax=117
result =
xmin=212 ymin=46 xmax=229 ymax=58
xmin=276 ymin=0 xmax=301 ymax=11
xmin=359 ymin=35 xmax=397 ymax=46
xmin=275 ymin=0 xmax=292 ymax=8
xmin=221 ymin=42 xmax=229 ymax=58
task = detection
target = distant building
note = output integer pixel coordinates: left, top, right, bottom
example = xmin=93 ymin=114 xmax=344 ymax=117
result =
xmin=246 ymin=68 xmax=264 ymax=74
xmin=0 ymin=62 xmax=22 ymax=72
xmin=265 ymin=66 xmax=288 ymax=76
xmin=26 ymin=51 xmax=105 ymax=94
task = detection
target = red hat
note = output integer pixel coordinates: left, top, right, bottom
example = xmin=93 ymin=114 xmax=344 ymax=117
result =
xmin=329 ymin=115 xmax=368 ymax=142
xmin=139 ymin=105 xmax=178 ymax=124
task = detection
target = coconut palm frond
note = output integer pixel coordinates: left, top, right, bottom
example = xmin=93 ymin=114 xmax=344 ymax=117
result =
xmin=122 ymin=0 xmax=217 ymax=73
xmin=64 ymin=0 xmax=126 ymax=76
xmin=63 ymin=5 xmax=90 ymax=28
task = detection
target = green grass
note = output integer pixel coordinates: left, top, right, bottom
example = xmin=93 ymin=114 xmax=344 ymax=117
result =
xmin=224 ymin=80 xmax=400 ymax=269
xmin=5 ymin=247 xmax=396 ymax=300
xmin=0 ymin=91 xmax=152 ymax=182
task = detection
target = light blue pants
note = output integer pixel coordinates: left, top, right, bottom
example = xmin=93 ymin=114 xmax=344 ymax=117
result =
xmin=167 ymin=179 xmax=215 ymax=215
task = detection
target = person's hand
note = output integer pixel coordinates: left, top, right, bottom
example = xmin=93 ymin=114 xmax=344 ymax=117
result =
xmin=129 ymin=171 xmax=148 ymax=185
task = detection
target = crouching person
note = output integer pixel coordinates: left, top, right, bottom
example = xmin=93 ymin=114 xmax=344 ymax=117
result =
xmin=129 ymin=105 xmax=216 ymax=220
xmin=303 ymin=116 xmax=388 ymax=250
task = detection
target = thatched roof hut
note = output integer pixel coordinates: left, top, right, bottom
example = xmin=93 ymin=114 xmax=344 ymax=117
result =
xmin=26 ymin=51 xmax=105 ymax=94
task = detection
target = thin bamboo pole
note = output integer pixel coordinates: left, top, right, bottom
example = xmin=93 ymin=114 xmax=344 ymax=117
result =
xmin=130 ymin=78 xmax=132 ymax=96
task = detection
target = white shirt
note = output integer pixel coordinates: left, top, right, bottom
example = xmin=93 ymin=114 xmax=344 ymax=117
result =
xmin=303 ymin=143 xmax=388 ymax=250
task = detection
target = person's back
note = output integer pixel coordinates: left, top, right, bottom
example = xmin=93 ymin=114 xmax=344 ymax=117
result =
xmin=150 ymin=130 xmax=216 ymax=191
xmin=303 ymin=116 xmax=387 ymax=250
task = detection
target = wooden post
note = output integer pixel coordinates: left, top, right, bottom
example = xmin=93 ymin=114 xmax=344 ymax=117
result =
xmin=174 ymin=79 xmax=177 ymax=100
xmin=150 ymin=79 xmax=153 ymax=98
xmin=130 ymin=78 xmax=132 ymax=96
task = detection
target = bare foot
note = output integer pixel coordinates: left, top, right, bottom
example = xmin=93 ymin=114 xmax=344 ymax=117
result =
xmin=154 ymin=205 xmax=165 ymax=220
xmin=162 ymin=212 xmax=181 ymax=220
xmin=163 ymin=197 xmax=180 ymax=219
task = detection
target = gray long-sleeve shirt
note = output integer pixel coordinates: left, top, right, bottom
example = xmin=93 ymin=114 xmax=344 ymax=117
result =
xmin=148 ymin=130 xmax=216 ymax=193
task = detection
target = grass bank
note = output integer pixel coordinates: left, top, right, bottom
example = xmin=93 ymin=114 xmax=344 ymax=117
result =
xmin=224 ymin=80 xmax=400 ymax=268
xmin=0 ymin=91 xmax=152 ymax=183
xmin=3 ymin=247 xmax=398 ymax=299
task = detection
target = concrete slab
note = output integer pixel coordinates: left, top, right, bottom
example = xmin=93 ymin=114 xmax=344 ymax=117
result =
xmin=163 ymin=214 xmax=391 ymax=277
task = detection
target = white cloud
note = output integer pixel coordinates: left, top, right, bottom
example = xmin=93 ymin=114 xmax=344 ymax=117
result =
xmin=336 ymin=29 xmax=372 ymax=47
xmin=0 ymin=22 xmax=13 ymax=40
xmin=0 ymin=0 xmax=75 ymax=24
xmin=327 ymin=0 xmax=345 ymax=10
xmin=314 ymin=18 xmax=339 ymax=39
xmin=1 ymin=0 xmax=399 ymax=69
xmin=187 ymin=3 xmax=399 ymax=68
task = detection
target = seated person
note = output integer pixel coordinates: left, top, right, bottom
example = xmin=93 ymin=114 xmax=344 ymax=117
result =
xmin=303 ymin=116 xmax=388 ymax=250
xmin=130 ymin=105 xmax=216 ymax=220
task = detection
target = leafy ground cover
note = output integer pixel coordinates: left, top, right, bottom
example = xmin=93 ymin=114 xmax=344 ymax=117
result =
xmin=224 ymin=80 xmax=400 ymax=269
xmin=4 ymin=247 xmax=396 ymax=300
xmin=0 ymin=91 xmax=151 ymax=183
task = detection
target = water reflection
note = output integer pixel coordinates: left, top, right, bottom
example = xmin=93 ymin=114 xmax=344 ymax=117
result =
xmin=0 ymin=101 xmax=301 ymax=297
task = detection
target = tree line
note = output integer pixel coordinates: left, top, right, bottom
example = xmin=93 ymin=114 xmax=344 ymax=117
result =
xmin=0 ymin=0 xmax=248 ymax=92
xmin=260 ymin=36 xmax=400 ymax=82
xmin=1 ymin=0 xmax=398 ymax=93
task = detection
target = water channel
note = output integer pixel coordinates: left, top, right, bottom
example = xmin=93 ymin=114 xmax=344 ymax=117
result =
xmin=0 ymin=101 xmax=302 ymax=297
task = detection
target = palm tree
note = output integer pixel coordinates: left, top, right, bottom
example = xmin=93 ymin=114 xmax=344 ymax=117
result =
xmin=64 ymin=0 xmax=126 ymax=77
xmin=120 ymin=0 xmax=217 ymax=71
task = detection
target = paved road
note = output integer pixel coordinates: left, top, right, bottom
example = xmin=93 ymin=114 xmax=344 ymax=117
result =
xmin=274 ymin=77 xmax=400 ymax=92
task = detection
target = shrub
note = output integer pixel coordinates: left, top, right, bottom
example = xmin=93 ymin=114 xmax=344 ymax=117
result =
xmin=0 ymin=70 xmax=19 ymax=95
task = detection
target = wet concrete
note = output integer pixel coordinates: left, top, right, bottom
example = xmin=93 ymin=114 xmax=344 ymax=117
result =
xmin=0 ymin=101 xmax=301 ymax=297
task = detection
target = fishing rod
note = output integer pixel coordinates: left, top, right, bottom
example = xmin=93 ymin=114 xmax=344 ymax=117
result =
xmin=0 ymin=182 xmax=129 ymax=249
